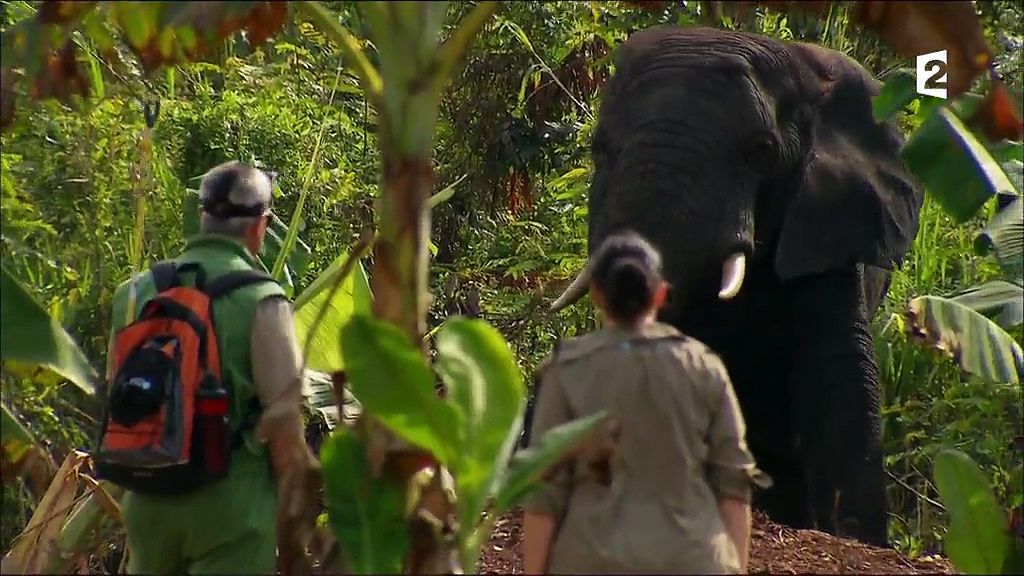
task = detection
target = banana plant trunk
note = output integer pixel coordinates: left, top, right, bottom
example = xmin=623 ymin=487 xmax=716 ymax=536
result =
xmin=372 ymin=154 xmax=433 ymax=344
xmin=371 ymin=131 xmax=454 ymax=574
xmin=297 ymin=2 xmax=499 ymax=573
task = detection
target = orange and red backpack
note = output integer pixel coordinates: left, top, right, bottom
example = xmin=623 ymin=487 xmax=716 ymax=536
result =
xmin=94 ymin=261 xmax=276 ymax=496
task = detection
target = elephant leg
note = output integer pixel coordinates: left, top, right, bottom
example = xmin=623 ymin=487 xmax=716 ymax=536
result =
xmin=726 ymin=345 xmax=815 ymax=529
xmin=785 ymin=267 xmax=889 ymax=547
xmin=748 ymin=439 xmax=814 ymax=529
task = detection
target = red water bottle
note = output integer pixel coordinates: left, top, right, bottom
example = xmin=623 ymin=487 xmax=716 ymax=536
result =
xmin=195 ymin=377 xmax=231 ymax=476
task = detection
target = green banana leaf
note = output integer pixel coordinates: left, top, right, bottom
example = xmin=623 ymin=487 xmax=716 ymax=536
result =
xmin=293 ymin=249 xmax=373 ymax=374
xmin=1 ymin=402 xmax=36 ymax=467
xmin=976 ymin=196 xmax=1023 ymax=284
xmin=949 ymin=280 xmax=1024 ymax=330
xmin=906 ymin=295 xmax=1024 ymax=385
xmin=301 ymin=369 xmax=363 ymax=433
xmin=933 ymin=449 xmax=1015 ymax=574
xmin=872 ymin=68 xmax=921 ymax=123
xmin=901 ymin=104 xmax=1017 ymax=223
xmin=0 ymin=264 xmax=97 ymax=395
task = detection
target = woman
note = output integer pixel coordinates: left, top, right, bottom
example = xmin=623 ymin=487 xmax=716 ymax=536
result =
xmin=523 ymin=230 xmax=769 ymax=575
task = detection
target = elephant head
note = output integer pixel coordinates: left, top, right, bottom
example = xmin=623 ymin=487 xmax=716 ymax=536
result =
xmin=551 ymin=26 xmax=924 ymax=317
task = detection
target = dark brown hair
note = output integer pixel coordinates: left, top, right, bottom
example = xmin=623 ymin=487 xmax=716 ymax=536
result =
xmin=590 ymin=230 xmax=663 ymax=324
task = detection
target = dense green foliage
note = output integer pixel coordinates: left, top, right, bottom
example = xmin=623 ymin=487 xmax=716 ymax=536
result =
xmin=1 ymin=0 xmax=1021 ymax=568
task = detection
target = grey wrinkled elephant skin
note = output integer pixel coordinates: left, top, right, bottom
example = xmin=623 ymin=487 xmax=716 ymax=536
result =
xmin=550 ymin=26 xmax=925 ymax=547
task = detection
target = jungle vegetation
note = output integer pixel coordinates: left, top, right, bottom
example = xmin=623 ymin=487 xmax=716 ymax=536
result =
xmin=1 ymin=1 xmax=1021 ymax=574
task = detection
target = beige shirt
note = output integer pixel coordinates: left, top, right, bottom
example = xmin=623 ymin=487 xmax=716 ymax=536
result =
xmin=524 ymin=321 xmax=769 ymax=575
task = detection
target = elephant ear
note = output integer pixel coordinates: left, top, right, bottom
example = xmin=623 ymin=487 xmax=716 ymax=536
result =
xmin=773 ymin=43 xmax=925 ymax=282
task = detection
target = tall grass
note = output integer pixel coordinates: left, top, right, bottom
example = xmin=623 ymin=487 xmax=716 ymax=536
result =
xmin=873 ymin=197 xmax=1021 ymax=556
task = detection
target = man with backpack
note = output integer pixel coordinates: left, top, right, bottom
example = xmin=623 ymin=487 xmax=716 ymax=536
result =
xmin=96 ymin=161 xmax=319 ymax=575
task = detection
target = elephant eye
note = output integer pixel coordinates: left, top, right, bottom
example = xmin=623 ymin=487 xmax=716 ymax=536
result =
xmin=739 ymin=134 xmax=777 ymax=171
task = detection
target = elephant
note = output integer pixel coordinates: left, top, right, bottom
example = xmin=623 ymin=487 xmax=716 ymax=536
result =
xmin=546 ymin=26 xmax=925 ymax=547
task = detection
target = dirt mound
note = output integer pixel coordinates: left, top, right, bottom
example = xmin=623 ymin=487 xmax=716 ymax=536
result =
xmin=476 ymin=509 xmax=956 ymax=575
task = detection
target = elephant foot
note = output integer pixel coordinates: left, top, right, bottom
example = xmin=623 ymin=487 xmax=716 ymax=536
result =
xmin=838 ymin=519 xmax=890 ymax=549
xmin=752 ymin=448 xmax=889 ymax=547
xmin=750 ymin=450 xmax=815 ymax=531
xmin=825 ymin=511 xmax=889 ymax=549
xmin=829 ymin=457 xmax=890 ymax=548
xmin=805 ymin=471 xmax=888 ymax=547
xmin=754 ymin=494 xmax=815 ymax=532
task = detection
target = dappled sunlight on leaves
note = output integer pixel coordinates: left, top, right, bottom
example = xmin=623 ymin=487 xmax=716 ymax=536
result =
xmin=0 ymin=1 xmax=291 ymax=130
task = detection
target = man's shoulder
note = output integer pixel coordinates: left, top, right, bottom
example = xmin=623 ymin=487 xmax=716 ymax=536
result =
xmin=193 ymin=257 xmax=286 ymax=303
xmin=112 ymin=267 xmax=155 ymax=294
xmin=111 ymin=277 xmax=131 ymax=300
xmin=109 ymin=267 xmax=157 ymax=312
xmin=252 ymin=291 xmax=294 ymax=322
xmin=228 ymin=272 xmax=287 ymax=300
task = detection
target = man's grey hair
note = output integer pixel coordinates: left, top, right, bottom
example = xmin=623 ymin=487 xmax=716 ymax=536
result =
xmin=198 ymin=161 xmax=273 ymax=238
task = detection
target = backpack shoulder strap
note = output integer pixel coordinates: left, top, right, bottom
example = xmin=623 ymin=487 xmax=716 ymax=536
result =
xmin=175 ymin=262 xmax=208 ymax=290
xmin=151 ymin=261 xmax=211 ymax=292
xmin=150 ymin=262 xmax=181 ymax=292
xmin=205 ymin=269 xmax=278 ymax=300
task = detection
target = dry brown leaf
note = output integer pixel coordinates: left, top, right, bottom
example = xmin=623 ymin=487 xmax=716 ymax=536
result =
xmin=849 ymin=1 xmax=991 ymax=99
xmin=36 ymin=1 xmax=97 ymax=24
xmin=29 ymin=40 xmax=90 ymax=103
xmin=309 ymin=525 xmax=343 ymax=573
xmin=622 ymin=0 xmax=668 ymax=12
xmin=78 ymin=474 xmax=123 ymax=523
xmin=406 ymin=467 xmax=460 ymax=575
xmin=1010 ymin=504 xmax=1024 ymax=540
xmin=904 ymin=299 xmax=964 ymax=363
xmin=2 ymin=451 xmax=89 ymax=575
xmin=0 ymin=444 xmax=55 ymax=501
xmin=259 ymin=412 xmax=321 ymax=576
xmin=967 ymin=77 xmax=1024 ymax=142
xmin=384 ymin=449 xmax=440 ymax=483
xmin=363 ymin=418 xmax=393 ymax=478
xmin=539 ymin=415 xmax=619 ymax=486
xmin=1 ymin=1 xmax=291 ymax=134
xmin=358 ymin=412 xmax=439 ymax=482
xmin=274 ymin=460 xmax=320 ymax=576
xmin=0 ymin=69 xmax=15 ymax=130
xmin=351 ymin=408 xmax=455 ymax=574
xmin=245 ymin=1 xmax=290 ymax=47
xmin=329 ymin=370 xmax=349 ymax=412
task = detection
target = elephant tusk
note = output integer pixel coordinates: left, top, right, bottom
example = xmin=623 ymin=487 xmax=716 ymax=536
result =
xmin=549 ymin=266 xmax=591 ymax=312
xmin=718 ymin=252 xmax=747 ymax=300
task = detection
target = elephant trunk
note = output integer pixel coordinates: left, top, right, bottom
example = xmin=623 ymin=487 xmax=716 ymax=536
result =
xmin=549 ymin=265 xmax=591 ymax=313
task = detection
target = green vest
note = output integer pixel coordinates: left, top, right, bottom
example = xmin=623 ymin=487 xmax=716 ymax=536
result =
xmin=109 ymin=234 xmax=286 ymax=453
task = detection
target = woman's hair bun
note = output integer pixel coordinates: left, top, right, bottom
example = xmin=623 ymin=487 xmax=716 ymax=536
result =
xmin=590 ymin=231 xmax=663 ymax=324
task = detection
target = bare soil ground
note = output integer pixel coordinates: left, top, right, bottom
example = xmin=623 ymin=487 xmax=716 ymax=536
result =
xmin=476 ymin=509 xmax=956 ymax=575
xmin=84 ymin=509 xmax=956 ymax=574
